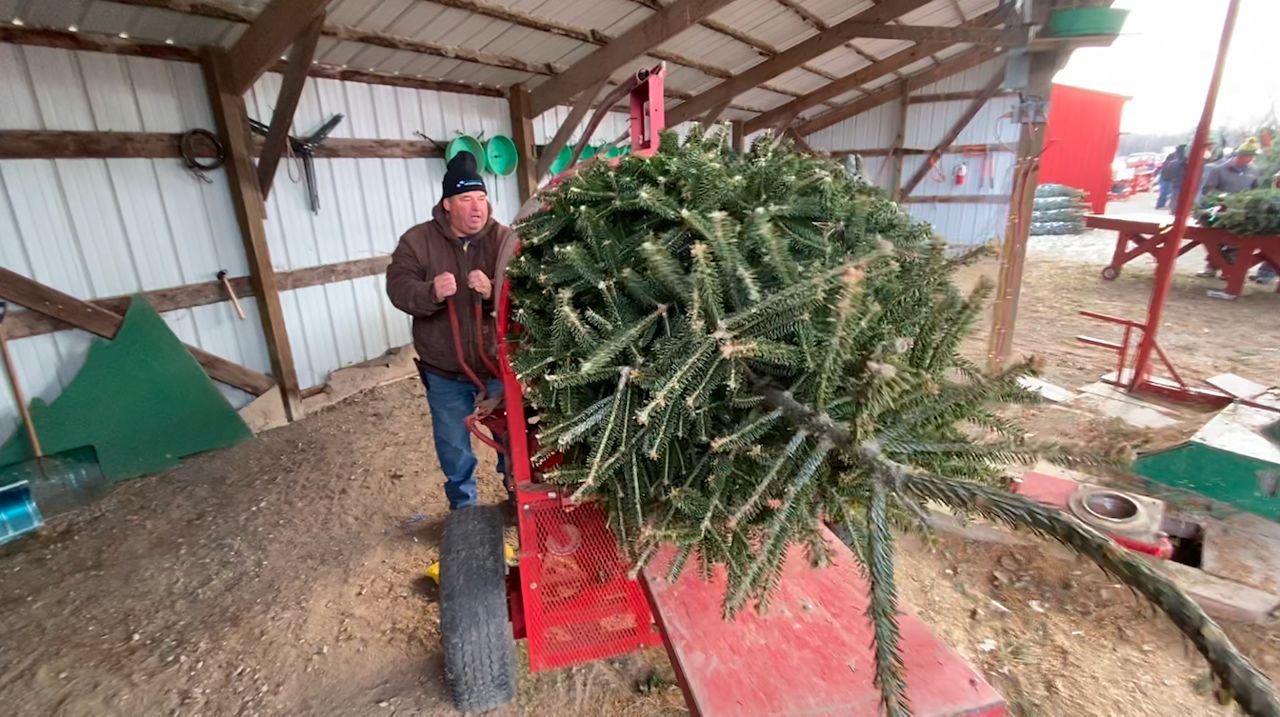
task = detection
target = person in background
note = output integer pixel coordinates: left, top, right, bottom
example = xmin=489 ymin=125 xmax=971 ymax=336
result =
xmin=386 ymin=151 xmax=517 ymax=510
xmin=1196 ymin=138 xmax=1260 ymax=279
xmin=1155 ymin=144 xmax=1187 ymax=211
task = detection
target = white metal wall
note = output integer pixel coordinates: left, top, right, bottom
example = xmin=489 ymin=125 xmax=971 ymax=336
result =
xmin=1 ymin=42 xmax=625 ymax=440
xmin=806 ymin=58 xmax=1017 ymax=248
xmin=0 ymin=44 xmax=269 ymax=443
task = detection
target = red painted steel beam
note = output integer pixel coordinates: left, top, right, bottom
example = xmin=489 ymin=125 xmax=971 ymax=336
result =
xmin=1129 ymin=0 xmax=1240 ymax=390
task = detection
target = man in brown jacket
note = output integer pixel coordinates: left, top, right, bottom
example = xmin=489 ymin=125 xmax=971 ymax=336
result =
xmin=386 ymin=151 xmax=517 ymax=510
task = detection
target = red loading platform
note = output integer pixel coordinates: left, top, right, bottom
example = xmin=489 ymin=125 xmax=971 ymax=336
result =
xmin=642 ymin=524 xmax=1007 ymax=717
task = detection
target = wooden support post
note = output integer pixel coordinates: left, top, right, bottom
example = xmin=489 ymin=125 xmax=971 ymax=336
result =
xmin=891 ymin=85 xmax=910 ymax=201
xmin=203 ymin=49 xmax=304 ymax=419
xmin=730 ymin=120 xmax=746 ymax=153
xmin=257 ymin=13 xmax=323 ymax=200
xmin=701 ymin=99 xmax=733 ymax=127
xmin=899 ymin=71 xmax=1004 ymax=199
xmin=509 ymin=85 xmax=538 ymax=204
xmin=987 ymin=51 xmax=1060 ymax=373
xmin=535 ymin=81 xmax=606 ymax=182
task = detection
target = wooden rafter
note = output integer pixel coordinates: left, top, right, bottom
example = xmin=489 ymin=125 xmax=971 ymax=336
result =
xmin=744 ymin=6 xmax=1011 ymax=134
xmin=256 ymin=13 xmax=323 ymax=201
xmin=429 ymin=0 xmax=815 ymax=104
xmin=528 ymin=0 xmax=736 ymax=116
xmin=204 ymin=48 xmax=305 ymax=419
xmin=664 ymin=0 xmax=932 ymax=127
xmin=0 ymin=25 xmax=505 ymax=98
xmin=794 ymin=46 xmax=1006 ymax=137
xmin=898 ymin=71 xmax=1006 ymax=198
xmin=508 ymin=86 xmax=538 ymax=203
xmin=535 ymin=81 xmax=608 ymax=181
xmin=630 ymin=0 xmax=841 ymax=84
xmin=0 ymin=268 xmax=273 ymax=396
xmin=224 ymin=0 xmax=328 ymax=95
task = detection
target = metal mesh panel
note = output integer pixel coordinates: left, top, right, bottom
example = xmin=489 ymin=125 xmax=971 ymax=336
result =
xmin=519 ymin=498 xmax=661 ymax=671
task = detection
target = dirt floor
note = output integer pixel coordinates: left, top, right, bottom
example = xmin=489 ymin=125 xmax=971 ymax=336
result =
xmin=2 ymin=191 xmax=1279 ymax=716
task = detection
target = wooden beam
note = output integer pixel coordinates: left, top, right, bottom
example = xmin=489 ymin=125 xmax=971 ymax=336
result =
xmin=509 ymin=85 xmax=538 ymax=203
xmin=701 ymin=99 xmax=734 ymax=127
xmin=427 ymin=0 xmax=812 ymax=102
xmin=6 ymin=258 xmax=392 ymax=341
xmin=794 ymin=46 xmax=1004 ymax=137
xmin=902 ymin=194 xmax=1008 ymax=204
xmin=804 ymin=22 xmax=1015 ymax=44
xmin=827 ymin=143 xmax=1011 ymax=158
xmin=730 ymin=120 xmax=746 ymax=153
xmin=911 ymin=89 xmax=1018 ymax=104
xmin=785 ymin=128 xmax=819 ymax=156
xmin=0 ymin=25 xmax=197 ymax=61
xmin=224 ymin=0 xmax=328 ymax=95
xmin=890 ymin=85 xmax=910 ymax=202
xmin=204 ymin=48 xmax=304 ymax=419
xmin=899 ymin=71 xmax=1005 ymax=198
xmin=0 ymin=131 xmax=446 ymax=160
xmin=529 ymin=0 xmax=736 ymax=117
xmin=256 ymin=13 xmax=323 ymax=201
xmin=0 ymin=25 xmax=504 ymax=98
xmin=664 ymin=0 xmax=932 ymax=127
xmin=988 ymin=50 xmax=1060 ymax=373
xmin=0 ymin=267 xmax=273 ymax=395
xmin=535 ymin=81 xmax=607 ymax=181
xmin=744 ymin=6 xmax=1008 ymax=134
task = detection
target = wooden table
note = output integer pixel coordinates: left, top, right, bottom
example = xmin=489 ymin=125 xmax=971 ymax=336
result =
xmin=1085 ymin=213 xmax=1280 ymax=298
xmin=643 ymin=526 xmax=1006 ymax=717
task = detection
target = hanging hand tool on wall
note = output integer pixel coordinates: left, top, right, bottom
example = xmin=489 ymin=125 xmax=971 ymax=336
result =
xmin=248 ymin=114 xmax=344 ymax=214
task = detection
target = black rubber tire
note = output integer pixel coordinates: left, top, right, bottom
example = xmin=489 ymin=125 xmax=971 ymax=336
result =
xmin=439 ymin=505 xmax=517 ymax=713
xmin=1101 ymin=266 xmax=1120 ymax=281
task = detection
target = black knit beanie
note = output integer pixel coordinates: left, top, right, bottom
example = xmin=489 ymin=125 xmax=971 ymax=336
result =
xmin=442 ymin=151 xmax=486 ymax=199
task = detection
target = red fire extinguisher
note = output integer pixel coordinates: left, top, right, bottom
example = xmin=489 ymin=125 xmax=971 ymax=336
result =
xmin=954 ymin=163 xmax=968 ymax=186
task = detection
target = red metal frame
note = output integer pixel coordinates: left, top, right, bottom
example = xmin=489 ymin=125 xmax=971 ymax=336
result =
xmin=1126 ymin=0 xmax=1242 ymax=397
xmin=1074 ymin=0 xmax=1245 ymax=406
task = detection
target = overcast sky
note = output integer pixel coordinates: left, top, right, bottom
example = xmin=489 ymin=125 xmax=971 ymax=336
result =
xmin=1053 ymin=0 xmax=1279 ymax=134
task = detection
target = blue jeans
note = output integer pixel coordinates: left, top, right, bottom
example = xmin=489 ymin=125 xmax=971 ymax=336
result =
xmin=422 ymin=371 xmax=504 ymax=510
xmin=1156 ymin=179 xmax=1180 ymax=210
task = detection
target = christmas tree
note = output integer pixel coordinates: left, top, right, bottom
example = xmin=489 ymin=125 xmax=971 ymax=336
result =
xmin=508 ymin=126 xmax=1278 ymax=716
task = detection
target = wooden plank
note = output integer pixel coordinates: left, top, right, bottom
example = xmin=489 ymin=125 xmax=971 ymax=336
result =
xmin=224 ymin=0 xmax=329 ymax=95
xmin=428 ymin=0 xmax=810 ymax=102
xmin=0 ymin=131 xmax=446 ymax=160
xmin=0 ymin=25 xmax=504 ymax=98
xmin=730 ymin=120 xmax=746 ymax=153
xmin=744 ymin=6 xmax=1008 ymax=134
xmin=257 ymin=13 xmax=323 ymax=201
xmin=899 ymin=71 xmax=1005 ymax=198
xmin=891 ymin=85 xmax=910 ymax=201
xmin=642 ymin=525 xmax=1006 ymax=716
xmin=801 ymin=22 xmax=1014 ymax=44
xmin=535 ymin=81 xmax=607 ymax=182
xmin=828 ymin=144 xmax=1012 ymax=158
xmin=204 ymin=48 xmax=304 ymax=418
xmin=794 ymin=46 xmax=1004 ymax=137
xmin=7 ymin=258 xmax=391 ymax=340
xmin=0 ymin=267 xmax=273 ymax=395
xmin=509 ymin=85 xmax=538 ymax=203
xmin=529 ymin=0 xmax=737 ymax=116
xmin=665 ymin=0 xmax=932 ymax=127
xmin=988 ymin=50 xmax=1062 ymax=372
xmin=911 ymin=89 xmax=1018 ymax=104
xmin=903 ymin=194 xmax=1008 ymax=204
xmin=0 ymin=25 xmax=198 ymax=62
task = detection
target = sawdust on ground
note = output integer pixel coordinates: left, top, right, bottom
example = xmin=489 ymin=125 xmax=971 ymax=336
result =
xmin=2 ymin=211 xmax=1280 ymax=716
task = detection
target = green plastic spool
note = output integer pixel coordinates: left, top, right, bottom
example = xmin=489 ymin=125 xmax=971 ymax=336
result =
xmin=604 ymin=144 xmax=629 ymax=160
xmin=549 ymin=146 xmax=574 ymax=176
xmin=1046 ymin=7 xmax=1128 ymax=37
xmin=484 ymin=135 xmax=518 ymax=175
xmin=446 ymin=134 xmax=485 ymax=166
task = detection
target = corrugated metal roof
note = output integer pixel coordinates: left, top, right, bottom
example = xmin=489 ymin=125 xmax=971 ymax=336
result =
xmin=2 ymin=0 xmax=1019 ymax=131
